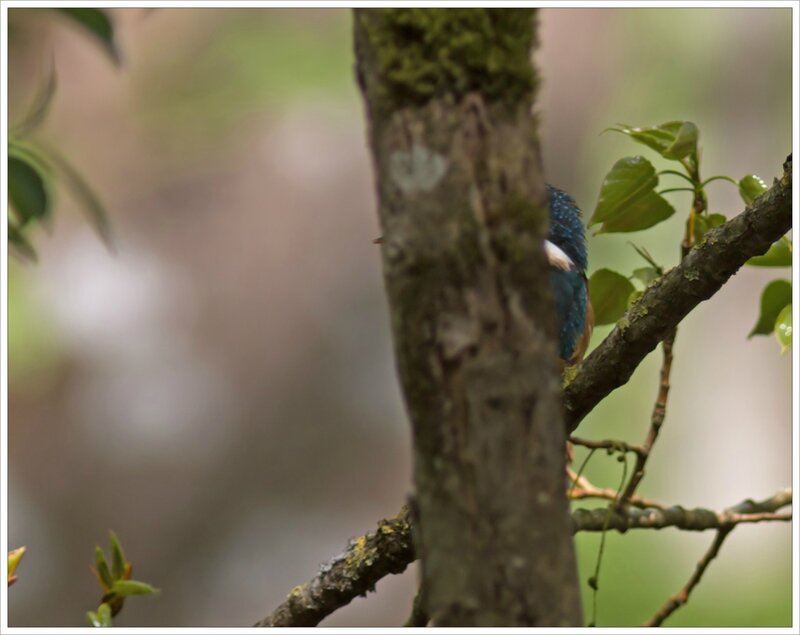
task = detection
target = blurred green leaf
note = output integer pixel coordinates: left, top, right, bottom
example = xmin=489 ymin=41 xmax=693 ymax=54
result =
xmin=12 ymin=57 xmax=57 ymax=136
xmin=86 ymin=602 xmax=113 ymax=628
xmin=109 ymin=579 xmax=160 ymax=597
xmin=8 ymin=220 xmax=38 ymax=262
xmin=631 ymin=267 xmax=659 ymax=286
xmin=589 ymin=268 xmax=637 ymax=326
xmin=590 ymin=156 xmax=676 ymax=233
xmin=42 ymin=146 xmax=115 ymax=250
xmin=109 ymin=531 xmax=126 ymax=581
xmin=8 ymin=546 xmax=26 ymax=586
xmin=738 ymin=174 xmax=768 ymax=205
xmin=693 ymin=212 xmax=726 ymax=244
xmin=605 ymin=121 xmax=698 ymax=160
xmin=627 ymin=289 xmax=644 ymax=307
xmin=747 ymin=236 xmax=792 ymax=267
xmin=57 ymin=8 xmax=120 ymax=65
xmin=96 ymin=603 xmax=113 ymax=627
xmin=749 ymin=279 xmax=791 ymax=338
xmin=774 ymin=304 xmax=792 ymax=353
xmin=95 ymin=546 xmax=113 ymax=591
xmin=8 ymin=156 xmax=50 ymax=226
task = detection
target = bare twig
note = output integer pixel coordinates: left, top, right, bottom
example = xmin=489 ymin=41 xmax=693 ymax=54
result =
xmin=569 ymin=436 xmax=645 ymax=457
xmin=619 ymin=328 xmax=676 ymax=505
xmin=571 ymin=488 xmax=792 ymax=533
xmin=644 ymin=527 xmax=733 ymax=627
xmin=567 ymin=469 xmax=666 ymax=510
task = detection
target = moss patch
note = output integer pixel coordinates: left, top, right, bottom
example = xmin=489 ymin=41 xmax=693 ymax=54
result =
xmin=358 ymin=8 xmax=537 ymax=112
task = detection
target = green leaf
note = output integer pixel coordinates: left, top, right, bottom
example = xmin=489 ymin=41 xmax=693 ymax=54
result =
xmin=42 ymin=146 xmax=116 ymax=250
xmin=775 ymin=304 xmax=792 ymax=353
xmin=627 ymin=289 xmax=643 ymax=307
xmin=693 ymin=212 xmax=726 ymax=244
xmin=747 ymin=235 xmax=792 ymax=267
xmin=8 ymin=546 xmax=26 ymax=585
xmin=96 ymin=603 xmax=113 ymax=626
xmin=95 ymin=546 xmax=113 ymax=590
xmin=590 ymin=156 xmax=675 ymax=233
xmin=8 ymin=220 xmax=38 ymax=262
xmin=85 ymin=611 xmax=100 ymax=627
xmin=749 ymin=279 xmax=791 ymax=338
xmin=605 ymin=121 xmax=699 ymax=160
xmin=109 ymin=531 xmax=126 ymax=581
xmin=8 ymin=156 xmax=51 ymax=226
xmin=12 ymin=57 xmax=57 ymax=136
xmin=631 ymin=267 xmax=659 ymax=286
xmin=109 ymin=579 xmax=160 ymax=597
xmin=57 ymin=8 xmax=121 ymax=65
xmin=588 ymin=268 xmax=637 ymax=326
xmin=738 ymin=174 xmax=768 ymax=205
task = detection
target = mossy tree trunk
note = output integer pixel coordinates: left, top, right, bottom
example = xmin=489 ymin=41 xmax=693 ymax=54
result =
xmin=354 ymin=8 xmax=583 ymax=626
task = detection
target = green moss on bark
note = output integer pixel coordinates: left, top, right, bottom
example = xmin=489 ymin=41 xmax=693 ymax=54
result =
xmin=356 ymin=8 xmax=537 ymax=113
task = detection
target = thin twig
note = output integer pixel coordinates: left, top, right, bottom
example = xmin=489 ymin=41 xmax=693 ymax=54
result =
xmin=567 ymin=469 xmax=667 ymax=510
xmin=644 ymin=527 xmax=733 ymax=627
xmin=588 ymin=456 xmax=628 ymax=627
xmin=618 ymin=328 xmax=675 ymax=506
xmin=569 ymin=436 xmax=645 ymax=457
xmin=572 ymin=488 xmax=792 ymax=533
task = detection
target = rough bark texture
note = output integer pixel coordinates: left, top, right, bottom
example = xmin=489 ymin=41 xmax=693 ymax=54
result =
xmin=254 ymin=507 xmax=414 ymax=627
xmin=563 ymin=154 xmax=792 ymax=431
xmin=354 ymin=8 xmax=582 ymax=627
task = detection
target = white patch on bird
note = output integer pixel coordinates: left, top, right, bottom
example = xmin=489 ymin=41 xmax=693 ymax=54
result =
xmin=544 ymin=240 xmax=575 ymax=271
xmin=389 ymin=143 xmax=448 ymax=193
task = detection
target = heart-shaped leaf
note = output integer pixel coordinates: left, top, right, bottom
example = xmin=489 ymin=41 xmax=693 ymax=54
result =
xmin=747 ymin=235 xmax=792 ymax=267
xmin=590 ymin=156 xmax=675 ymax=233
xmin=738 ymin=174 xmax=768 ymax=205
xmin=588 ymin=268 xmax=636 ymax=326
xmin=749 ymin=279 xmax=791 ymax=337
xmin=606 ymin=121 xmax=699 ymax=160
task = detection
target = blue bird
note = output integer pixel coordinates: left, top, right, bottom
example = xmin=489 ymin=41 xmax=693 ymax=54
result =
xmin=544 ymin=184 xmax=593 ymax=365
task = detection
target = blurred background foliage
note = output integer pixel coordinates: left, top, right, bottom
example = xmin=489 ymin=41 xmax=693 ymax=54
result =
xmin=6 ymin=7 xmax=792 ymax=627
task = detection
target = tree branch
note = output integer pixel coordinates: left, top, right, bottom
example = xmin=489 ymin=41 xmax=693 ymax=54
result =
xmin=562 ymin=154 xmax=792 ymax=432
xmin=253 ymin=507 xmax=414 ymax=627
xmin=571 ymin=488 xmax=791 ymax=532
xmin=618 ymin=329 xmax=675 ymax=505
xmin=255 ymin=489 xmax=791 ymax=626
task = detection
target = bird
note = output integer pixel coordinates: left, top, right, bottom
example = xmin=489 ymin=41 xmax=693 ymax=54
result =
xmin=544 ymin=183 xmax=593 ymax=365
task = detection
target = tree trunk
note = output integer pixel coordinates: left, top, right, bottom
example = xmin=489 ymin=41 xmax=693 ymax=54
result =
xmin=354 ymin=8 xmax=583 ymax=626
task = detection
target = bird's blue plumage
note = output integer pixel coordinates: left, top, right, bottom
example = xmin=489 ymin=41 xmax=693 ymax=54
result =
xmin=545 ymin=184 xmax=591 ymax=362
